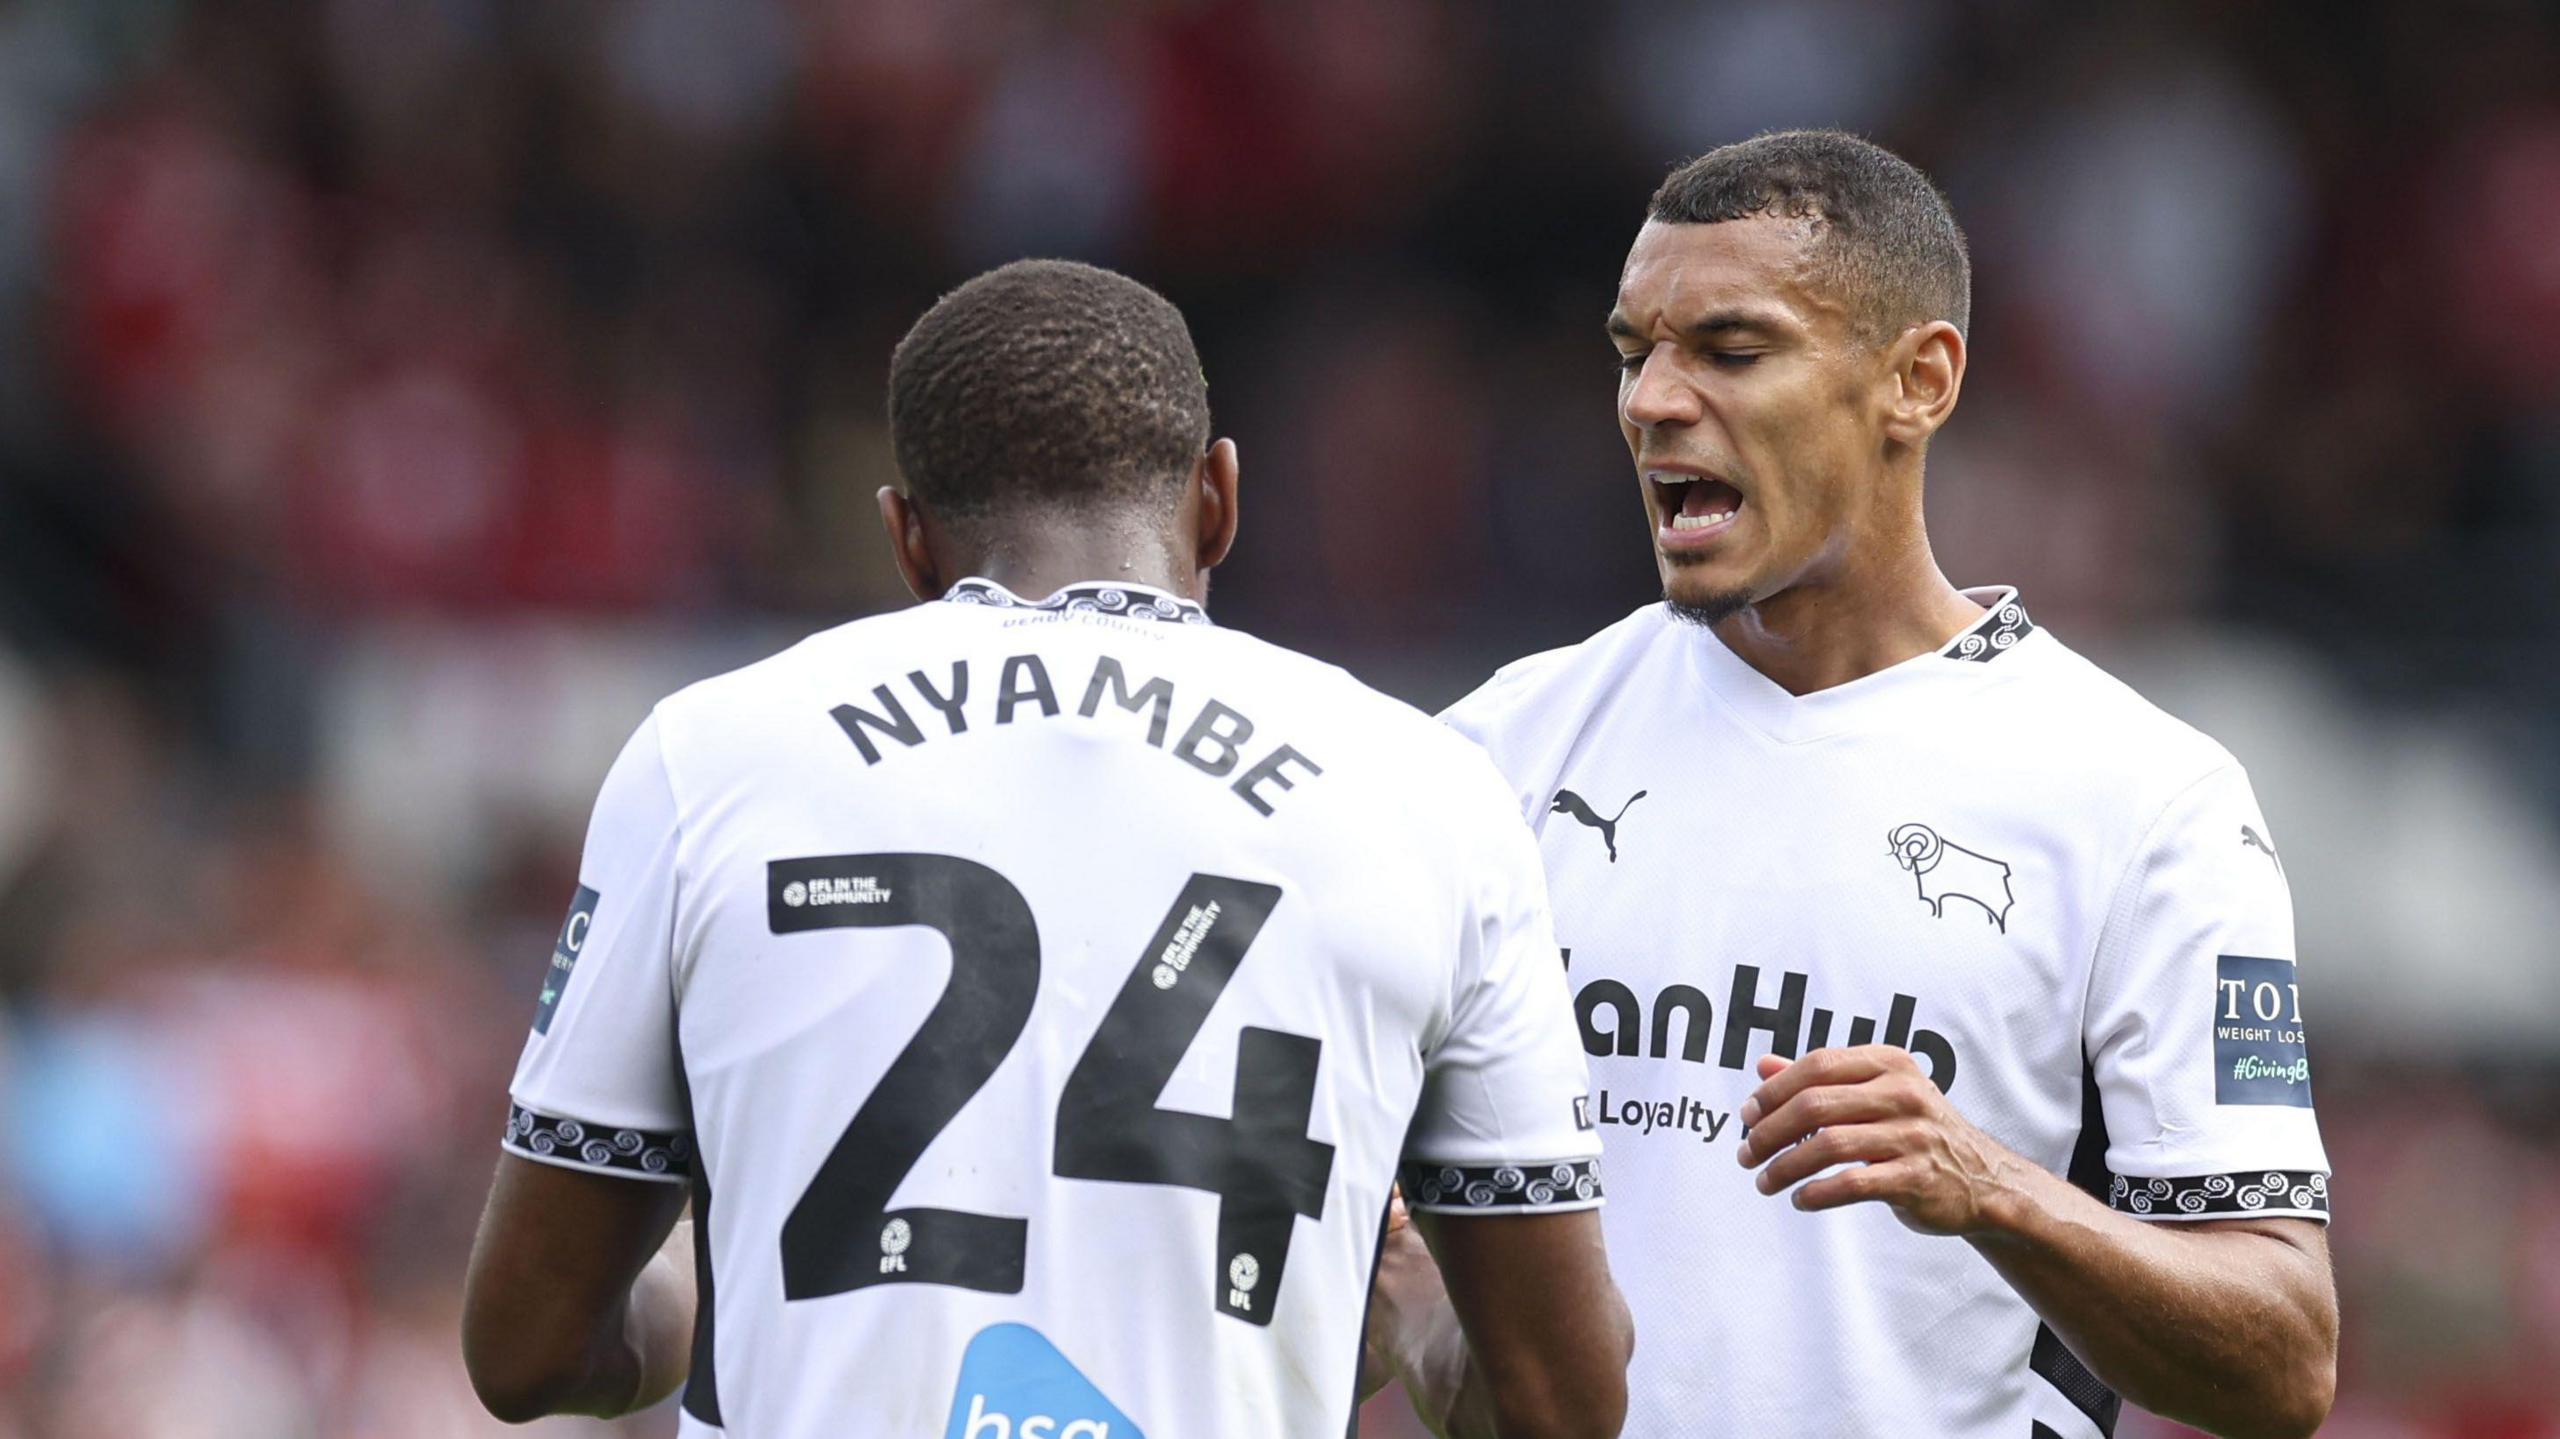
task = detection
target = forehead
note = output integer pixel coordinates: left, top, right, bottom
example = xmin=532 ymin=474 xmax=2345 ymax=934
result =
xmin=1612 ymin=215 xmax=1843 ymax=333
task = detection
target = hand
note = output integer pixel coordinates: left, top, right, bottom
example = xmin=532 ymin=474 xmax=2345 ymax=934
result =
xmin=1359 ymin=1188 xmax=1421 ymax=1400
xmin=1733 ymin=1046 xmax=2024 ymax=1236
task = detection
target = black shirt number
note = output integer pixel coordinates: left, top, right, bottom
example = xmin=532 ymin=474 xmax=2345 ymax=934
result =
xmin=771 ymin=854 xmax=1036 ymax=1299
xmin=768 ymin=856 xmax=1333 ymax=1325
xmin=1056 ymin=873 xmax=1333 ymax=1324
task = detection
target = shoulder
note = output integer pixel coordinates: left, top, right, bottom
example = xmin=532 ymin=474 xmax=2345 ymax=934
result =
xmin=1997 ymin=629 xmax=2250 ymax=806
xmin=1153 ymin=630 xmax=1533 ymax=851
xmin=659 ymin=610 xmax=915 ymax=709
xmin=1440 ymin=604 xmax=1672 ymax=746
xmin=1226 ymin=628 xmax=1508 ymax=780
xmin=642 ymin=606 xmax=950 ymax=771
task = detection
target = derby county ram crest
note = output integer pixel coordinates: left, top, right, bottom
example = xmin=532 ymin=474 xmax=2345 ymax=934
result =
xmin=1888 ymin=823 xmax=2016 ymax=932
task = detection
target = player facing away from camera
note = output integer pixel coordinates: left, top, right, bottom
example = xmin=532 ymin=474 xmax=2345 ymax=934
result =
xmin=459 ymin=260 xmax=1632 ymax=1439
xmin=1368 ymin=133 xmax=2337 ymax=1439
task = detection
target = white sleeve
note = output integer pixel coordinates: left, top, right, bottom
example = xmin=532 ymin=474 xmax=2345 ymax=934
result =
xmin=1434 ymin=671 xmax=1507 ymax=750
xmin=502 ymin=711 xmax=693 ymax=1184
xmin=2085 ymin=762 xmax=2329 ymax=1222
xmin=1398 ymin=760 xmax=1603 ymax=1216
xmin=1436 ymin=659 xmax=1555 ymax=828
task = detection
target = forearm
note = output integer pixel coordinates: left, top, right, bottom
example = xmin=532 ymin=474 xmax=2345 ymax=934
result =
xmin=1370 ymin=1221 xmax=1500 ymax=1439
xmin=1371 ymin=1208 xmax=1632 ymax=1439
xmin=1969 ymin=1165 xmax=2335 ymax=1438
xmin=1396 ymin=1331 xmax=1503 ymax=1439
xmin=465 ymin=1153 xmax=700 ymax=1423
xmin=615 ymin=1217 xmax=699 ymax=1414
xmin=508 ymin=1217 xmax=698 ymax=1419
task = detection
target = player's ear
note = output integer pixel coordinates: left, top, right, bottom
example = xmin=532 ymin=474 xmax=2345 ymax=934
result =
xmin=877 ymin=486 xmax=944 ymax=601
xmin=1194 ymin=438 xmax=1240 ymax=573
xmin=1883 ymin=320 xmax=1965 ymax=447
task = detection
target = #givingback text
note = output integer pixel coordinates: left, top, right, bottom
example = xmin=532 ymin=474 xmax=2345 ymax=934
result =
xmin=2232 ymin=1055 xmax=2310 ymax=1085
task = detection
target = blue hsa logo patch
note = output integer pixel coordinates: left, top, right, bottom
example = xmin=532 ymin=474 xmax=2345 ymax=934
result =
xmin=2213 ymin=954 xmax=2311 ymax=1106
xmin=532 ymin=884 xmax=600 ymax=1035
xmin=946 ymin=1324 xmax=1142 ymax=1439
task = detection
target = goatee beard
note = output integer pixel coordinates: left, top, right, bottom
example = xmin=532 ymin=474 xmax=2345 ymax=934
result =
xmin=1662 ymin=588 xmax=1754 ymax=627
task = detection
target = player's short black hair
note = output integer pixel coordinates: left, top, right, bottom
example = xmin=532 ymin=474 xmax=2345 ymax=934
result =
xmin=1649 ymin=130 xmax=1970 ymax=342
xmin=888 ymin=259 xmax=1211 ymax=527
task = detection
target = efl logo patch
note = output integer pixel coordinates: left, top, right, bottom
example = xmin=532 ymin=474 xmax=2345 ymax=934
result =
xmin=2213 ymin=954 xmax=2311 ymax=1106
xmin=533 ymin=884 xmax=600 ymax=1035
xmin=946 ymin=1323 xmax=1142 ymax=1439
xmin=769 ymin=856 xmax=897 ymax=931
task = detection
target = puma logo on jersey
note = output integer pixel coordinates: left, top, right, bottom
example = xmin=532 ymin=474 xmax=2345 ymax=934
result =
xmin=1551 ymin=789 xmax=1647 ymax=862
xmin=1888 ymin=823 xmax=2016 ymax=932
xmin=2240 ymin=825 xmax=2284 ymax=875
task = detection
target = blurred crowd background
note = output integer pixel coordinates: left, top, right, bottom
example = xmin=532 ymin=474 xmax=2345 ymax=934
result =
xmin=0 ymin=0 xmax=2555 ymax=1434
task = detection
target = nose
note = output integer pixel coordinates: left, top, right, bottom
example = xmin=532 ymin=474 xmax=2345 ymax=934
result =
xmin=1621 ymin=347 xmax=1700 ymax=431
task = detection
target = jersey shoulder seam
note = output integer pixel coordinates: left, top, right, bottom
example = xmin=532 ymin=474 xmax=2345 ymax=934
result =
xmin=1241 ymin=632 xmax=1513 ymax=767
xmin=1442 ymin=606 xmax=1665 ymax=730
xmin=2021 ymin=635 xmax=2244 ymax=766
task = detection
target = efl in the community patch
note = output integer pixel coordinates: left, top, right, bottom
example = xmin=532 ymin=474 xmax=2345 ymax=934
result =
xmin=2213 ymin=954 xmax=2311 ymax=1106
xmin=533 ymin=884 xmax=600 ymax=1035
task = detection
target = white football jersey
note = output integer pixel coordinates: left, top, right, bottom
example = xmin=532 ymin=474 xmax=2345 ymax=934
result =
xmin=1442 ymin=589 xmax=2329 ymax=1439
xmin=504 ymin=577 xmax=1600 ymax=1439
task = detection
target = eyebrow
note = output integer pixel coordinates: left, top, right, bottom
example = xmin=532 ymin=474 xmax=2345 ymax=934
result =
xmin=1606 ymin=308 xmax=1788 ymax=344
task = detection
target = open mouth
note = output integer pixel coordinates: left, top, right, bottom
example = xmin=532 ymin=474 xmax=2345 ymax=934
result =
xmin=1648 ymin=470 xmax=1744 ymax=539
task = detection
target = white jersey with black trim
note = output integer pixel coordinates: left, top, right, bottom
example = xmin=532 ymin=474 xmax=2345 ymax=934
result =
xmin=503 ymin=577 xmax=1599 ymax=1439
xmin=1441 ymin=588 xmax=2329 ymax=1439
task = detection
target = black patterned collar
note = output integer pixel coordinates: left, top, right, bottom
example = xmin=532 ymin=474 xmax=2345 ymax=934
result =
xmin=941 ymin=576 xmax=1212 ymax=626
xmin=1939 ymin=586 xmax=2034 ymax=662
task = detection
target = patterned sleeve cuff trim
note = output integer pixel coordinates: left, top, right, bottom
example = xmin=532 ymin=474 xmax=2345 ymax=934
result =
xmin=1399 ymin=1159 xmax=1602 ymax=1212
xmin=2109 ymin=1169 xmax=2328 ymax=1219
xmin=504 ymin=1103 xmax=693 ymax=1183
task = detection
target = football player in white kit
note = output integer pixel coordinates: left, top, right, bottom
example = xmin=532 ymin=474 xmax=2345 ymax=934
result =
xmin=1375 ymin=133 xmax=2338 ymax=1439
xmin=460 ymin=260 xmax=1632 ymax=1438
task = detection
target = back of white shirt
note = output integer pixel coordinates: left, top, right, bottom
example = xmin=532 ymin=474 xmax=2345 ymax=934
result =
xmin=504 ymin=579 xmax=1599 ymax=1439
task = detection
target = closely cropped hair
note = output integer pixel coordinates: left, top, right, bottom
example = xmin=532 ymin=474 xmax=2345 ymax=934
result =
xmin=1650 ymin=130 xmax=1970 ymax=342
xmin=889 ymin=259 xmax=1211 ymax=523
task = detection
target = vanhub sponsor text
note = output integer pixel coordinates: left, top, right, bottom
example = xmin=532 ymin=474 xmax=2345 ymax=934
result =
xmin=1568 ymin=958 xmax=1960 ymax=1094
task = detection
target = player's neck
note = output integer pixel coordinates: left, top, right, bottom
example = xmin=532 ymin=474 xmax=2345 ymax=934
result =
xmin=956 ymin=532 xmax=1199 ymax=607
xmin=1709 ymin=541 xmax=1983 ymax=697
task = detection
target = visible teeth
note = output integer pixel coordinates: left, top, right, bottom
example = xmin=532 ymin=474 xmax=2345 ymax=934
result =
xmin=1648 ymin=471 xmax=1695 ymax=487
xmin=1670 ymin=511 xmax=1736 ymax=531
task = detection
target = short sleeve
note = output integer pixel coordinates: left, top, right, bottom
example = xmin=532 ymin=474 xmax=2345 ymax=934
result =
xmin=1435 ymin=672 xmax=1507 ymax=752
xmin=2085 ymin=762 xmax=2329 ymax=1222
xmin=1436 ymin=659 xmax=1554 ymax=829
xmin=502 ymin=711 xmax=694 ymax=1184
xmin=1398 ymin=761 xmax=1603 ymax=1215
